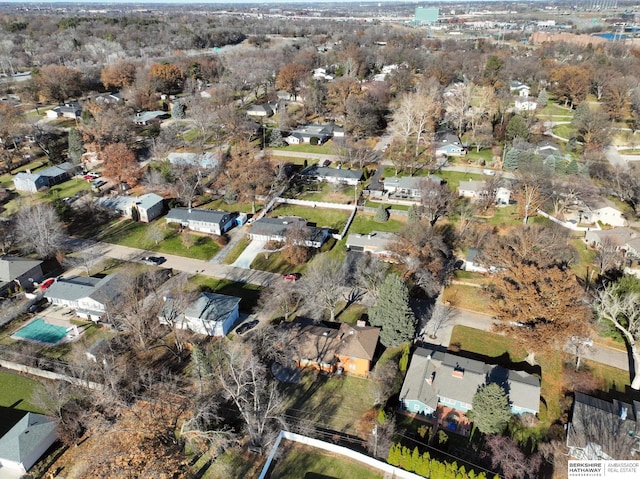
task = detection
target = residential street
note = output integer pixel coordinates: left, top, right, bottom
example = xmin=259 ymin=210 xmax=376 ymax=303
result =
xmin=427 ymin=306 xmax=631 ymax=372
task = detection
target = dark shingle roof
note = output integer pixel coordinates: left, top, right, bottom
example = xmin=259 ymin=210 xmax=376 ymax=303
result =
xmin=166 ymin=208 xmax=234 ymax=225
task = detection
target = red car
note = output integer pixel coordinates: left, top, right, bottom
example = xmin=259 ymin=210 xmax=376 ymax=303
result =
xmin=40 ymin=278 xmax=55 ymax=290
xmin=282 ymin=273 xmax=301 ymax=281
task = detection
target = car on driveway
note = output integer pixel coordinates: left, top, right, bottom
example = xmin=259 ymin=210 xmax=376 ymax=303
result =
xmin=236 ymin=320 xmax=259 ymax=335
xmin=40 ymin=278 xmax=56 ymax=290
xmin=141 ymin=256 xmax=165 ymax=266
xmin=282 ymin=273 xmax=301 ymax=281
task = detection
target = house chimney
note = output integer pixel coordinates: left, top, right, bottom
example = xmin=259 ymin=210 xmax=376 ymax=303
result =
xmin=356 ymin=320 xmax=366 ymax=327
xmin=426 ymin=372 xmax=435 ymax=385
xmin=620 ymin=407 xmax=628 ymax=421
xmin=452 ymin=369 xmax=464 ymax=378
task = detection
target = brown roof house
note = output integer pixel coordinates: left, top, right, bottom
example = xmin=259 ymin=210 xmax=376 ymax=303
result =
xmin=284 ymin=319 xmax=380 ymax=377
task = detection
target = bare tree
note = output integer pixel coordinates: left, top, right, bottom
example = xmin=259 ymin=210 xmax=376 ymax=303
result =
xmin=371 ymin=360 xmax=399 ymax=407
xmin=425 ymin=302 xmax=457 ymax=340
xmin=594 ymin=280 xmax=640 ymax=390
xmin=0 ymin=218 xmax=17 ymax=255
xmin=352 ymin=254 xmax=389 ymax=303
xmin=420 ymin=180 xmax=454 ymax=226
xmin=169 ymin=159 xmax=216 ymax=209
xmin=15 ymin=203 xmax=65 ymax=259
xmin=212 ymin=342 xmax=287 ymax=451
xmin=298 ymin=256 xmax=347 ymax=322
xmin=567 ymin=335 xmax=594 ymax=371
xmin=595 ymin=237 xmax=624 ymax=274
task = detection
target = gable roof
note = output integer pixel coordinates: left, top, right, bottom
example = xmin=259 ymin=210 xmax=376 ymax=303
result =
xmin=588 ymin=227 xmax=638 ymax=245
xmin=250 ymin=217 xmax=329 ymax=243
xmin=459 ymin=180 xmax=487 ymax=193
xmin=384 ymin=175 xmax=442 ymax=191
xmin=337 ymin=322 xmax=379 ymax=361
xmin=346 ymin=231 xmax=398 ymax=250
xmin=167 ymin=151 xmax=219 ymax=169
xmin=0 ymin=256 xmax=42 ymax=282
xmin=183 ymin=292 xmax=241 ymax=323
xmin=0 ymin=412 xmax=56 ymax=465
xmin=44 ymin=274 xmax=121 ymax=305
xmin=300 ymin=166 xmax=363 ymax=181
xmin=585 ymin=196 xmax=621 ymax=211
xmin=166 ymin=208 xmax=234 ymax=225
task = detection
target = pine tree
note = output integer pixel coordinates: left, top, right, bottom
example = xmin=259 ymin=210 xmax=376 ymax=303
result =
xmin=407 ymin=204 xmax=420 ymax=223
xmin=67 ymin=127 xmax=84 ymax=165
xmin=503 ymin=148 xmax=520 ymax=170
xmin=467 ymin=383 xmax=512 ymax=435
xmin=369 ymin=274 xmax=417 ymax=347
xmin=537 ymin=88 xmax=548 ymax=107
xmin=269 ymin=128 xmax=285 ymax=147
xmin=375 ymin=204 xmax=390 ymax=222
xmin=566 ymin=158 xmax=579 ymax=175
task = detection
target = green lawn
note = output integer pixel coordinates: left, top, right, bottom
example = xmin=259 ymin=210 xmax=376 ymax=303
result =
xmin=464 ymin=148 xmax=495 ymax=166
xmin=349 ymin=212 xmax=406 ymax=234
xmin=282 ymin=373 xmax=376 ymax=435
xmin=251 ymin=250 xmax=301 ymax=275
xmin=269 ymin=204 xmax=351 ymax=231
xmin=552 ymin=124 xmax=575 ymax=140
xmin=40 ymin=177 xmax=91 ymax=200
xmin=199 ymin=198 xmax=259 ymax=214
xmin=536 ymin=104 xmax=574 ymax=118
xmin=442 ymin=284 xmax=490 ymax=314
xmin=437 ymin=170 xmax=484 ymax=191
xmin=364 ymin=200 xmax=409 ymax=211
xmin=272 ymin=143 xmax=333 ymax=154
xmin=191 ymin=276 xmax=262 ymax=313
xmin=482 ymin=205 xmax=521 ymax=227
xmin=269 ymin=441 xmax=384 ymax=479
xmin=97 ymin=220 xmax=220 ymax=260
xmin=222 ymin=237 xmax=251 ymax=265
xmin=0 ymin=372 xmax=44 ymax=435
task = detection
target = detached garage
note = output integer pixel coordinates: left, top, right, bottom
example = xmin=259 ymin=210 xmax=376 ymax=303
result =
xmin=0 ymin=413 xmax=58 ymax=475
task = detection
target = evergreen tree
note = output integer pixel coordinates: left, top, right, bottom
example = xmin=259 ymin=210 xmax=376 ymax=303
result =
xmin=566 ymin=158 xmax=579 ymax=175
xmin=269 ymin=128 xmax=285 ymax=147
xmin=172 ymin=100 xmax=186 ymax=119
xmin=467 ymin=383 xmax=512 ymax=435
xmin=369 ymin=274 xmax=417 ymax=347
xmin=503 ymin=148 xmax=520 ymax=170
xmin=407 ymin=204 xmax=420 ymax=223
xmin=505 ymin=114 xmax=529 ymax=141
xmin=537 ymin=88 xmax=548 ymax=107
xmin=375 ymin=204 xmax=389 ymax=223
xmin=67 ymin=127 xmax=84 ymax=165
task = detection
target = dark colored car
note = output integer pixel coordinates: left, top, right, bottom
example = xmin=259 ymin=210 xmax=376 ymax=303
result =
xmin=236 ymin=320 xmax=259 ymax=335
xmin=141 ymin=256 xmax=165 ymax=266
xmin=282 ymin=273 xmax=301 ymax=281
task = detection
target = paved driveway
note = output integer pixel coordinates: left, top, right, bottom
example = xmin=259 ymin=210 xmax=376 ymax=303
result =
xmin=232 ymin=238 xmax=268 ymax=269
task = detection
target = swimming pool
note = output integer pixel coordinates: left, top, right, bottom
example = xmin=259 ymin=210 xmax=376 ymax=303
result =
xmin=13 ymin=318 xmax=68 ymax=344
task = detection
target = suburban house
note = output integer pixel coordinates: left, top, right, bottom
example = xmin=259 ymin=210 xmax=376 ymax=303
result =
xmin=285 ymin=123 xmax=344 ymax=145
xmin=514 ymin=97 xmax=538 ymax=112
xmin=400 ymin=347 xmax=540 ymax=434
xmin=463 ymin=248 xmax=491 ymax=273
xmin=536 ymin=140 xmax=561 ymax=156
xmin=509 ymin=81 xmax=531 ymax=97
xmin=0 ymin=256 xmax=44 ymax=296
xmin=0 ymin=412 xmax=57 ymax=475
xmin=44 ymin=274 xmax=123 ymax=322
xmin=581 ymin=197 xmax=627 ymax=227
xmin=246 ymin=101 xmax=279 ymax=118
xmin=97 ymin=193 xmax=165 ymax=223
xmin=434 ymin=129 xmax=465 ymax=157
xmin=165 ymin=208 xmax=237 ymax=235
xmin=345 ymin=232 xmax=399 ymax=262
xmin=94 ymin=92 xmax=123 ymax=105
xmin=383 ymin=175 xmax=443 ymax=201
xmin=458 ymin=180 xmax=511 ymax=205
xmin=312 ymin=67 xmax=334 ymax=81
xmin=567 ymin=391 xmax=640 ymax=460
xmin=158 ymin=292 xmax=241 ymax=337
xmin=299 ymin=165 xmax=363 ymax=186
xmin=284 ymin=319 xmax=380 ymax=377
xmin=133 ymin=110 xmax=169 ymax=125
xmin=248 ymin=217 xmax=330 ymax=248
xmin=13 ymin=162 xmax=77 ymax=193
xmin=625 ymin=237 xmax=640 ymax=259
xmin=45 ymin=101 xmax=82 ymax=120
xmin=167 ymin=151 xmax=220 ymax=169
xmin=584 ymin=227 xmax=638 ymax=250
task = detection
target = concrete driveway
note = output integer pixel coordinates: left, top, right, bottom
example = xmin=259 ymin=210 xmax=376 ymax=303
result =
xmin=232 ymin=238 xmax=268 ymax=269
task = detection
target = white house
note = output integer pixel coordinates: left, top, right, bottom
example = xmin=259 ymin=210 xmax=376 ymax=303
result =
xmin=248 ymin=217 xmax=330 ymax=248
xmin=285 ymin=124 xmax=344 ymax=145
xmin=509 ymin=81 xmax=531 ymax=97
xmin=97 ymin=193 xmax=165 ymax=223
xmin=159 ymin=292 xmax=241 ymax=337
xmin=383 ymin=175 xmax=443 ymax=201
xmin=345 ymin=232 xmax=399 ymax=262
xmin=299 ymin=165 xmax=362 ymax=186
xmin=165 ymin=208 xmax=237 ymax=235
xmin=514 ymin=97 xmax=538 ymax=112
xmin=44 ymin=274 xmax=123 ymax=322
xmin=0 ymin=413 xmax=57 ymax=475
xmin=45 ymin=102 xmax=82 ymax=120
xmin=458 ymin=180 xmax=511 ymax=205
xmin=582 ymin=197 xmax=627 ymax=227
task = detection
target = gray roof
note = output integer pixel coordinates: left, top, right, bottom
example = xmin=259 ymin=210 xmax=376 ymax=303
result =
xmin=14 ymin=162 xmax=74 ymax=183
xmin=300 ymin=166 xmax=363 ymax=181
xmin=384 ymin=175 xmax=442 ymax=191
xmin=585 ymin=196 xmax=620 ymax=211
xmin=401 ymin=347 xmax=541 ymax=413
xmin=466 ymin=248 xmax=482 ymax=263
xmin=134 ymin=193 xmax=163 ymax=210
xmin=588 ymin=227 xmax=637 ymax=244
xmin=167 ymin=151 xmax=219 ymax=169
xmin=166 ymin=208 xmax=235 ymax=225
xmin=346 ymin=231 xmax=398 ymax=250
xmin=183 ymin=292 xmax=240 ymax=323
xmin=250 ymin=216 xmax=329 ymax=243
xmin=459 ymin=179 xmax=487 ymax=193
xmin=134 ymin=110 xmax=167 ymax=123
xmin=0 ymin=256 xmax=42 ymax=282
xmin=0 ymin=412 xmax=56 ymax=465
xmin=44 ymin=274 xmax=121 ymax=305
xmin=98 ymin=193 xmax=163 ymax=213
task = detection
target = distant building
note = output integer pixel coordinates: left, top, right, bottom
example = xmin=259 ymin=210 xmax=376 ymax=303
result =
xmin=159 ymin=292 xmax=241 ymax=337
xmin=97 ymin=193 xmax=165 ymax=223
xmin=13 ymin=162 xmax=77 ymax=193
xmin=414 ymin=7 xmax=439 ymax=25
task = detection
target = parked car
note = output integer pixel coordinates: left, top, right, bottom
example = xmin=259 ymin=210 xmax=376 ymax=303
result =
xmin=40 ymin=278 xmax=55 ymax=290
xmin=236 ymin=320 xmax=259 ymax=335
xmin=141 ymin=256 xmax=165 ymax=266
xmin=282 ymin=273 xmax=301 ymax=281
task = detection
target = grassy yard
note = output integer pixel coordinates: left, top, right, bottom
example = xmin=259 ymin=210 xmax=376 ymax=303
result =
xmin=272 ymin=143 xmax=333 ymax=154
xmin=349 ymin=212 xmax=406 ymax=234
xmin=442 ymin=284 xmax=490 ymax=314
xmin=97 ymin=219 xmax=220 ymax=260
xmin=40 ymin=177 xmax=91 ymax=200
xmin=293 ymin=182 xmax=357 ymax=204
xmin=364 ymin=200 xmax=409 ymax=211
xmin=464 ymin=148 xmax=495 ymax=166
xmin=199 ymin=198 xmax=259 ymax=214
xmin=222 ymin=237 xmax=252 ymax=265
xmin=552 ymin=124 xmax=575 ymax=140
xmin=570 ymin=237 xmax=597 ymax=282
xmin=481 ymin=205 xmax=521 ymax=227
xmin=269 ymin=204 xmax=351 ymax=231
xmin=191 ymin=276 xmax=262 ymax=313
xmin=268 ymin=441 xmax=384 ymax=479
xmin=536 ymin=104 xmax=574 ymax=118
xmin=250 ymin=250 xmax=305 ymax=275
xmin=282 ymin=373 xmax=376 ymax=435
xmin=0 ymin=372 xmax=44 ymax=435
xmin=437 ymin=170 xmax=484 ymax=191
